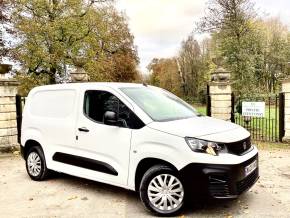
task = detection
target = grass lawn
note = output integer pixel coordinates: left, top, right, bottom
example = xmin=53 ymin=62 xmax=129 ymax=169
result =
xmin=235 ymin=106 xmax=279 ymax=142
xmin=192 ymin=104 xmax=207 ymax=115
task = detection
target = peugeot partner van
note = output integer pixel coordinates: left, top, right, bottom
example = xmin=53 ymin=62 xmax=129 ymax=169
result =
xmin=20 ymin=83 xmax=258 ymax=216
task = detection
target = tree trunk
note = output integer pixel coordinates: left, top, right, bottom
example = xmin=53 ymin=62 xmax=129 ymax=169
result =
xmin=49 ymin=67 xmax=57 ymax=84
xmin=176 ymin=58 xmax=187 ymax=96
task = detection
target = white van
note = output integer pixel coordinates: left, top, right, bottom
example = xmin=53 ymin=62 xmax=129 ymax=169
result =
xmin=20 ymin=83 xmax=258 ymax=216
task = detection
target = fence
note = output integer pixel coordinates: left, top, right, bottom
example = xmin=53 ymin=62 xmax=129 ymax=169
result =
xmin=232 ymin=94 xmax=283 ymax=142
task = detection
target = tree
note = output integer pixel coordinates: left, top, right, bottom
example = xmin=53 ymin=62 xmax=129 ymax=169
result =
xmin=15 ymin=72 xmax=50 ymax=96
xmin=197 ymin=0 xmax=258 ymax=94
xmin=147 ymin=58 xmax=183 ymax=96
xmin=0 ymin=0 xmax=14 ymax=62
xmin=258 ymin=18 xmax=290 ymax=92
xmin=178 ymin=35 xmax=203 ymax=97
xmin=84 ymin=8 xmax=139 ymax=82
xmin=10 ymin=0 xmax=138 ymax=84
xmin=148 ymin=36 xmax=212 ymax=102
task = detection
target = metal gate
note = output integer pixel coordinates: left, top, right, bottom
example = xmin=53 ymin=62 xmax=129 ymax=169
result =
xmin=15 ymin=94 xmax=26 ymax=143
xmin=232 ymin=93 xmax=284 ymax=142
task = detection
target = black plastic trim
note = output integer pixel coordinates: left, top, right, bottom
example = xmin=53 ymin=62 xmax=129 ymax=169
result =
xmin=52 ymin=152 xmax=118 ymax=176
xmin=179 ymin=153 xmax=259 ymax=199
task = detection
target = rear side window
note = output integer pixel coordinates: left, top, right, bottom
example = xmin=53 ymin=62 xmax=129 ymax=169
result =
xmin=30 ymin=90 xmax=75 ymax=118
xmin=83 ymin=90 xmax=144 ymax=129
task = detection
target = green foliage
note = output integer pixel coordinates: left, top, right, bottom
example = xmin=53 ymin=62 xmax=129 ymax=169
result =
xmin=148 ymin=0 xmax=290 ymax=101
xmin=147 ymin=35 xmax=212 ymax=102
xmin=178 ymin=35 xmax=204 ymax=97
xmin=197 ymin=0 xmax=259 ymax=95
xmin=10 ymin=0 xmax=138 ymax=86
xmin=197 ymin=0 xmax=290 ymax=95
xmin=256 ymin=19 xmax=290 ymax=93
xmin=16 ymin=72 xmax=50 ymax=96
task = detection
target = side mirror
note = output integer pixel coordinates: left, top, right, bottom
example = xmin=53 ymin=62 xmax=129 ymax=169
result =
xmin=104 ymin=111 xmax=118 ymax=125
xmin=104 ymin=111 xmax=127 ymax=127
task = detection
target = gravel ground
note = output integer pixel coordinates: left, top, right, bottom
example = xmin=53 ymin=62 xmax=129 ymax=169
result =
xmin=0 ymin=147 xmax=290 ymax=218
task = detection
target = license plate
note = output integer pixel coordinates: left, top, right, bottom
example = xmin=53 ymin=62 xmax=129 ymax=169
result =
xmin=245 ymin=160 xmax=257 ymax=176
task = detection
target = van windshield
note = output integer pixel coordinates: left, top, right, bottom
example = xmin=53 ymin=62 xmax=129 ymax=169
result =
xmin=120 ymin=86 xmax=200 ymax=122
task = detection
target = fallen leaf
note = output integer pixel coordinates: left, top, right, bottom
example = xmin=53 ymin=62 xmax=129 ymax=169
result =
xmin=29 ymin=198 xmax=33 ymax=201
xmin=68 ymin=196 xmax=78 ymax=200
xmin=81 ymin=197 xmax=88 ymax=201
xmin=13 ymin=151 xmax=20 ymax=155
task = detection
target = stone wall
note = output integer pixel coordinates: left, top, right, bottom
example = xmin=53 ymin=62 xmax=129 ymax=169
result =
xmin=209 ymin=82 xmax=232 ymax=121
xmin=0 ymin=80 xmax=19 ymax=152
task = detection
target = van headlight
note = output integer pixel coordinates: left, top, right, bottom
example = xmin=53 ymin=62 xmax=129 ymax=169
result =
xmin=185 ymin=137 xmax=221 ymax=156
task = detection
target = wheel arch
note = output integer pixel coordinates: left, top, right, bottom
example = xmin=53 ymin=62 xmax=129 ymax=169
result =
xmin=23 ymin=139 xmax=43 ymax=159
xmin=134 ymin=157 xmax=178 ymax=191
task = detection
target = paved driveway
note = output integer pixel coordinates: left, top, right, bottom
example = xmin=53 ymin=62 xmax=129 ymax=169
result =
xmin=0 ymin=147 xmax=290 ymax=218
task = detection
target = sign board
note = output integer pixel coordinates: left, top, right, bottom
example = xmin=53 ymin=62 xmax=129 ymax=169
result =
xmin=242 ymin=102 xmax=265 ymax=117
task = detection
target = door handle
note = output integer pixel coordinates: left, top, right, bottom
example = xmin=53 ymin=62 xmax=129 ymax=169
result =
xmin=78 ymin=127 xmax=89 ymax=132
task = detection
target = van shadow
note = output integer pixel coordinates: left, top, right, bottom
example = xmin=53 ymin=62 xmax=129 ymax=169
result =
xmin=52 ymin=172 xmax=138 ymax=198
xmin=183 ymin=198 xmax=242 ymax=216
xmin=51 ymin=173 xmax=248 ymax=217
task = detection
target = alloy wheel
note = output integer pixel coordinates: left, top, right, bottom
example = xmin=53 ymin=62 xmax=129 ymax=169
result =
xmin=147 ymin=174 xmax=184 ymax=212
xmin=27 ymin=151 xmax=42 ymax=177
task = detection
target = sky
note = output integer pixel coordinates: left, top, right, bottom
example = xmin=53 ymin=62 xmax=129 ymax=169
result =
xmin=116 ymin=0 xmax=290 ymax=74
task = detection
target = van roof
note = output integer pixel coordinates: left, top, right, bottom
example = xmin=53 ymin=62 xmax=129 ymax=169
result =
xmin=32 ymin=82 xmax=147 ymax=91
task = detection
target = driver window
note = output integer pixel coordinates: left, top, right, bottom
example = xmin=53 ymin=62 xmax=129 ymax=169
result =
xmin=83 ymin=90 xmax=144 ymax=129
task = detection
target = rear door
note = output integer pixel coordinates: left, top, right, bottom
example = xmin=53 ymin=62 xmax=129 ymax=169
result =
xmin=23 ymin=88 xmax=78 ymax=169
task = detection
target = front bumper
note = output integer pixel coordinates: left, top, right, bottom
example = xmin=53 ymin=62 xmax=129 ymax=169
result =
xmin=179 ymin=153 xmax=259 ymax=199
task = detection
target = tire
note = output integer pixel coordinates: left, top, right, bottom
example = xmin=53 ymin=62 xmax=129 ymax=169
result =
xmin=139 ymin=165 xmax=185 ymax=216
xmin=25 ymin=146 xmax=49 ymax=181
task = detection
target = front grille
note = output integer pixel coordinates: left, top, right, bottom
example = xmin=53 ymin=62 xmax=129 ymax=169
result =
xmin=225 ymin=137 xmax=251 ymax=155
xmin=208 ymin=175 xmax=231 ymax=197
xmin=237 ymin=169 xmax=258 ymax=194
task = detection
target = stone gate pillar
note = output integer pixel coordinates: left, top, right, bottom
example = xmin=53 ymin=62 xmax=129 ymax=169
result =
xmin=282 ymin=79 xmax=290 ymax=142
xmin=209 ymin=66 xmax=232 ymax=121
xmin=0 ymin=64 xmax=19 ymax=152
xmin=70 ymin=67 xmax=89 ymax=82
